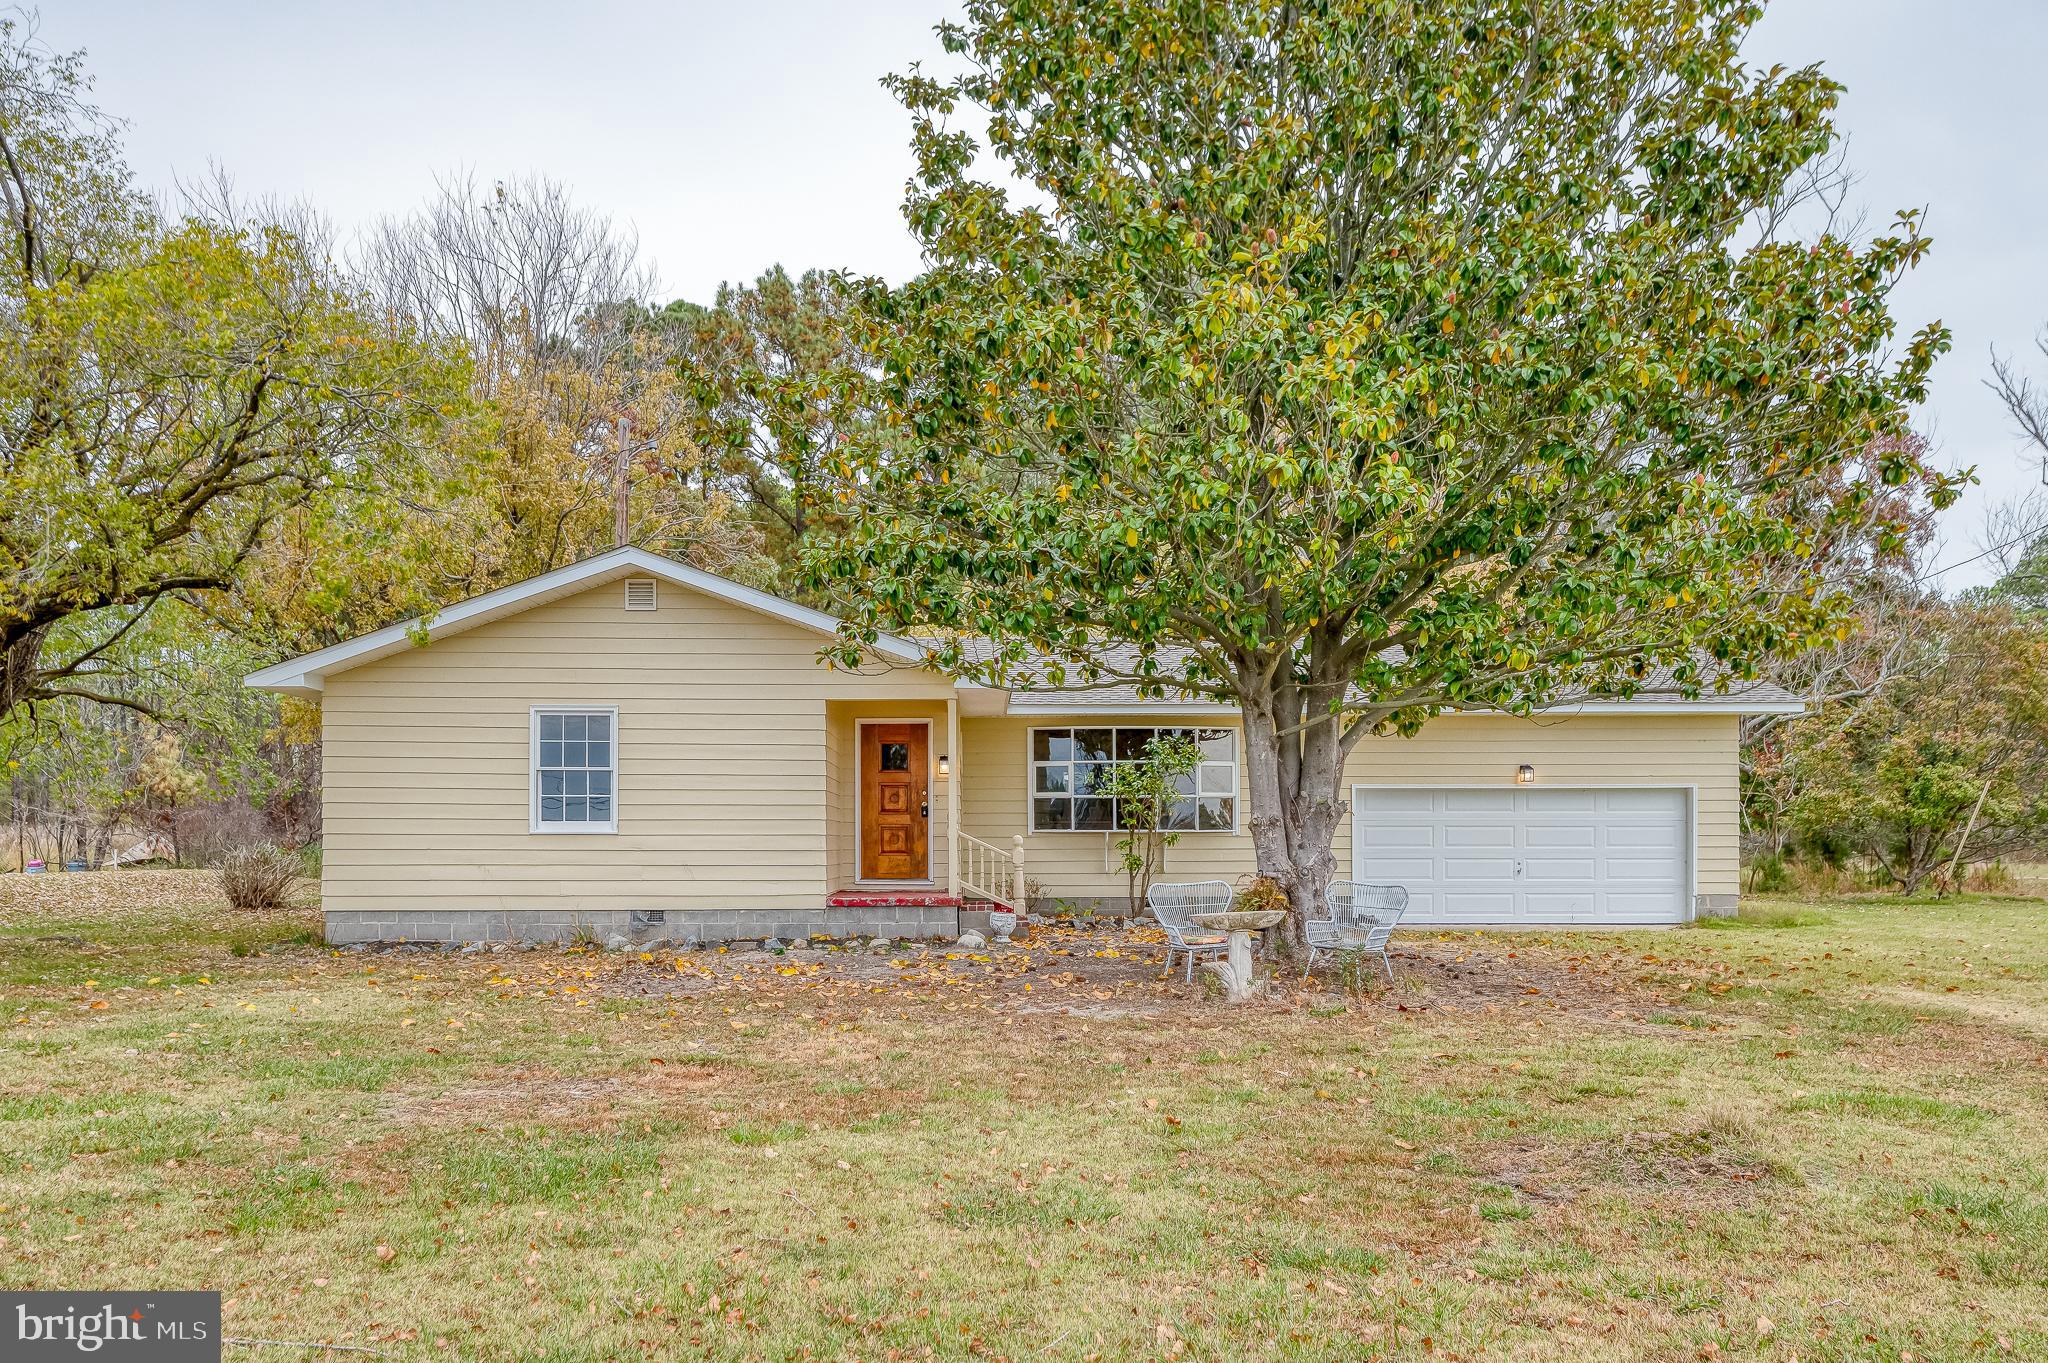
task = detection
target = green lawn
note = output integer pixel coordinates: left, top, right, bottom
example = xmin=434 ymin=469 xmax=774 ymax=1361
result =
xmin=3 ymin=873 xmax=2045 ymax=1361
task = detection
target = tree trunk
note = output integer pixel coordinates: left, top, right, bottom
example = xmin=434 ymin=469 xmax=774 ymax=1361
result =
xmin=1240 ymin=679 xmax=1349 ymax=947
xmin=1898 ymin=827 xmax=1936 ymax=895
xmin=0 ymin=624 xmax=50 ymax=717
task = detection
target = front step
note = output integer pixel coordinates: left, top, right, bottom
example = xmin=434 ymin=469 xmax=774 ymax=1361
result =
xmin=826 ymin=891 xmax=962 ymax=909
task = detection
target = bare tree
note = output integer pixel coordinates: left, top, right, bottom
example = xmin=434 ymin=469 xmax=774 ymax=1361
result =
xmin=173 ymin=161 xmax=340 ymax=265
xmin=1966 ymin=333 xmax=2048 ymax=607
xmin=1990 ymin=330 xmax=2048 ymax=468
xmin=354 ymin=171 xmax=658 ymax=383
xmin=1748 ymin=140 xmax=1868 ymax=247
xmin=328 ymin=172 xmax=764 ymax=598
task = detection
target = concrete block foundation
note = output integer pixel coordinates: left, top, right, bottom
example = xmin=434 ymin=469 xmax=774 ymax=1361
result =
xmin=324 ymin=904 xmax=962 ymax=947
xmin=1693 ymin=894 xmax=1739 ymax=920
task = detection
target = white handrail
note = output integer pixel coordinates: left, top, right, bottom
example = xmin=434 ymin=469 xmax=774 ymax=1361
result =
xmin=958 ymin=831 xmax=1022 ymax=909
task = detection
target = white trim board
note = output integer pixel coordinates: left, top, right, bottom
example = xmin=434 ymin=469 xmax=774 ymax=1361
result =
xmin=244 ymin=547 xmax=929 ymax=697
xmin=529 ymin=704 xmax=620 ymax=835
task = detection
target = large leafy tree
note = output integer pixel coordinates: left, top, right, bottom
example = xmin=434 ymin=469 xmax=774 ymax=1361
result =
xmin=1788 ymin=602 xmax=2048 ymax=894
xmin=667 ymin=266 xmax=872 ymax=563
xmin=806 ymin=0 xmax=1962 ymax=929
xmin=0 ymin=17 xmax=458 ymax=716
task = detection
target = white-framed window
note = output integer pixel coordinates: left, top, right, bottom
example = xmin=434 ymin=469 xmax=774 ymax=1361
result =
xmin=1029 ymin=726 xmax=1238 ymax=833
xmin=531 ymin=707 xmax=618 ymax=833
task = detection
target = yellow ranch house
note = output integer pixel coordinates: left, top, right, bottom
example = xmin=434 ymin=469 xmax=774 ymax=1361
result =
xmin=246 ymin=548 xmax=1801 ymax=946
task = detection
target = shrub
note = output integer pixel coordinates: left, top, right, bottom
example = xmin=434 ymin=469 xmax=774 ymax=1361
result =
xmin=218 ymin=844 xmax=301 ymax=911
xmin=1745 ymin=852 xmax=1789 ymax=894
xmin=1965 ymin=861 xmax=2017 ymax=893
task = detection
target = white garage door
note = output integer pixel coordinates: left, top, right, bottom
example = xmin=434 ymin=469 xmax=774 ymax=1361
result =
xmin=1352 ymin=787 xmax=1690 ymax=925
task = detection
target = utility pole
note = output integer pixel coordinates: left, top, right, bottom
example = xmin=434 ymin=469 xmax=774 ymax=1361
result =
xmin=614 ymin=415 xmax=631 ymax=549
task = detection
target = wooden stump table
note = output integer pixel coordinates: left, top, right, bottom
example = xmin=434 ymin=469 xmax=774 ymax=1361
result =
xmin=1189 ymin=909 xmax=1287 ymax=1003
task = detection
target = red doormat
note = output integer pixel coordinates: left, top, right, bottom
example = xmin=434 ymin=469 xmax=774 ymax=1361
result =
xmin=825 ymin=891 xmax=962 ymax=909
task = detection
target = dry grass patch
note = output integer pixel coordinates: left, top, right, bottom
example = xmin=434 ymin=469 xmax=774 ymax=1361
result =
xmin=2 ymin=880 xmax=2046 ymax=1360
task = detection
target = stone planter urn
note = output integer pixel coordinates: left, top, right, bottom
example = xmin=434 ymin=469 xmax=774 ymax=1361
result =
xmin=988 ymin=908 xmax=1017 ymax=944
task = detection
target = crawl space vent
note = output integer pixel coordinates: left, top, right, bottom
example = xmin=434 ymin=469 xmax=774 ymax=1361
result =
xmin=624 ymin=578 xmax=657 ymax=611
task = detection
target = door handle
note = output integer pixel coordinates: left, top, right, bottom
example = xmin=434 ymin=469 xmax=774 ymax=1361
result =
xmin=920 ymin=800 xmax=929 ymax=819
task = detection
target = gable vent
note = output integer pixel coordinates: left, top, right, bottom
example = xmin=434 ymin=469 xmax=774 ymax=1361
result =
xmin=623 ymin=578 xmax=657 ymax=611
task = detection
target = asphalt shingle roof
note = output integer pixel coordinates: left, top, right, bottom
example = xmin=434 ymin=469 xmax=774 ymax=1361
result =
xmin=922 ymin=637 xmax=1801 ymax=712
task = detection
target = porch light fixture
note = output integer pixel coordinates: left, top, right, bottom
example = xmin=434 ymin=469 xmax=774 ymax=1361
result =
xmin=1515 ymin=764 xmax=1536 ymax=785
xmin=938 ymin=754 xmax=950 ymax=777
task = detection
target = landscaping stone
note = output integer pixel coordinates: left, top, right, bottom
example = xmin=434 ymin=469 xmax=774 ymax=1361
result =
xmin=603 ymin=933 xmax=631 ymax=951
xmin=867 ymin=936 xmax=893 ymax=953
xmin=956 ymin=931 xmax=987 ymax=949
xmin=762 ymin=936 xmax=785 ymax=953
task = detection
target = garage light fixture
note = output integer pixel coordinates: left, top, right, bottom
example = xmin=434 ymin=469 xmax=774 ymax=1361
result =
xmin=1515 ymin=764 xmax=1536 ymax=785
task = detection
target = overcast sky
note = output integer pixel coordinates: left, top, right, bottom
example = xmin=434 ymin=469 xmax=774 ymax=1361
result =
xmin=49 ymin=0 xmax=2048 ymax=589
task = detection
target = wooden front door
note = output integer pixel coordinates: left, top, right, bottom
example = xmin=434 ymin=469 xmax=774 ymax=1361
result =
xmin=860 ymin=723 xmax=929 ymax=881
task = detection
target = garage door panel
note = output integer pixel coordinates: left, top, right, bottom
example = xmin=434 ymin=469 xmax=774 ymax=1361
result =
xmin=1603 ymin=856 xmax=1684 ymax=882
xmin=1358 ymin=856 xmax=1440 ymax=883
xmin=1442 ymin=891 xmax=1518 ymax=917
xmin=1606 ymin=824 xmax=1681 ymax=851
xmin=1524 ymin=857 xmax=1598 ymax=881
xmin=1604 ymin=892 xmax=1688 ymax=919
xmin=1362 ymin=824 xmax=1437 ymax=848
xmin=1443 ymin=856 xmax=1518 ymax=880
xmin=1360 ymin=789 xmax=1437 ymax=813
xmin=1444 ymin=824 xmax=1516 ymax=849
xmin=1525 ymin=825 xmax=1597 ymax=849
xmin=1354 ymin=786 xmax=1688 ymax=925
xmin=1522 ymin=892 xmax=1598 ymax=918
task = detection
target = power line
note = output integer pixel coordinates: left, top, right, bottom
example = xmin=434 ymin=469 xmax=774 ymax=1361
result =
xmin=1915 ymin=524 xmax=2041 ymax=586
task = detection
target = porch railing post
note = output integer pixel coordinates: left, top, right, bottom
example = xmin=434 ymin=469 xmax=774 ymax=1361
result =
xmin=1012 ymin=834 xmax=1026 ymax=913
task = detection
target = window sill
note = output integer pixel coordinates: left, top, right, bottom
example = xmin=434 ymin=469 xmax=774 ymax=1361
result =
xmin=1027 ymin=827 xmax=1242 ymax=836
xmin=529 ymin=824 xmax=618 ymax=835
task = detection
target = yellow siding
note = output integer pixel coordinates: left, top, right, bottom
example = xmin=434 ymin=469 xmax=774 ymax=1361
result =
xmin=321 ymin=578 xmax=952 ymax=914
xmin=322 ymin=567 xmax=1740 ymax=919
xmin=960 ymin=712 xmax=1740 ymax=908
xmin=824 ymin=715 xmax=851 ymax=891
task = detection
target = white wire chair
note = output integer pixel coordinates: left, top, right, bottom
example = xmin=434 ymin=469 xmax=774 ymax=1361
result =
xmin=1304 ymin=881 xmax=1409 ymax=982
xmin=1145 ymin=880 xmax=1234 ymax=983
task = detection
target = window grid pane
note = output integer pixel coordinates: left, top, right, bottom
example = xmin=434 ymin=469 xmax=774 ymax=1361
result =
xmin=537 ymin=710 xmax=615 ymax=828
xmin=1029 ymin=725 xmax=1240 ymax=833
